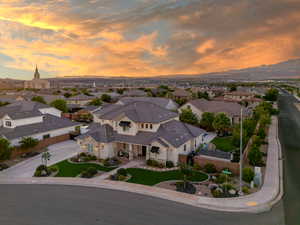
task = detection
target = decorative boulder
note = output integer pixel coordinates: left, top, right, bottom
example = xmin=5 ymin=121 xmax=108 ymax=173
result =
xmin=229 ymin=189 xmax=236 ymax=195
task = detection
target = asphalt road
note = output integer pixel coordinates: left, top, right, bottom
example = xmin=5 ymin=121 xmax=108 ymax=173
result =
xmin=278 ymin=94 xmax=300 ymax=225
xmin=0 ymin=184 xmax=285 ymax=225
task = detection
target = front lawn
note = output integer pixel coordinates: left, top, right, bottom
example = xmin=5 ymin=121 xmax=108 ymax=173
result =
xmin=52 ymin=160 xmax=115 ymax=177
xmin=211 ymin=136 xmax=236 ymax=152
xmin=126 ymin=168 xmax=208 ymax=186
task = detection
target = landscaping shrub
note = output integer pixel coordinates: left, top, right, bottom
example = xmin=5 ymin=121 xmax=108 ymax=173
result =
xmin=257 ymin=127 xmax=266 ymax=139
xmin=0 ymin=163 xmax=9 ymax=171
xmin=146 ymin=159 xmax=154 ymax=166
xmin=87 ymin=167 xmax=97 ymax=175
xmin=166 ymin=161 xmax=174 ymax=168
xmin=146 ymin=159 xmax=161 ymax=167
xmin=221 ymin=183 xmax=235 ymax=192
xmin=117 ymin=168 xmax=127 ymax=176
xmin=242 ymin=167 xmax=255 ymax=183
xmin=211 ymin=188 xmax=223 ymax=198
xmin=203 ymin=163 xmax=217 ymax=173
xmin=36 ymin=164 xmax=47 ymax=171
xmin=242 ymin=186 xmax=250 ymax=194
xmin=193 ymin=163 xmax=202 ymax=171
xmin=176 ymin=181 xmax=196 ymax=194
xmin=110 ymin=174 xmax=118 ymax=181
xmin=34 ymin=164 xmax=51 ymax=177
xmin=216 ymin=174 xmax=227 ymax=184
xmin=252 ymin=135 xmax=261 ymax=146
xmin=118 ymin=175 xmax=127 ymax=181
xmin=89 ymin=155 xmax=97 ymax=161
xmin=157 ymin=163 xmax=165 ymax=168
xmin=79 ymin=152 xmax=87 ymax=157
xmin=81 ymin=167 xmax=98 ymax=178
xmin=0 ymin=138 xmax=12 ymax=160
xmin=248 ymin=146 xmax=264 ymax=166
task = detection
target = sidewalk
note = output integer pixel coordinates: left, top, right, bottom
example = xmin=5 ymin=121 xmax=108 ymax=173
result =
xmin=0 ymin=118 xmax=283 ymax=213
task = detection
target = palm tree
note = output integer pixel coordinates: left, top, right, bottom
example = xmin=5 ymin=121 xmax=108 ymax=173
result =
xmin=180 ymin=164 xmax=192 ymax=189
xmin=41 ymin=151 xmax=51 ymax=166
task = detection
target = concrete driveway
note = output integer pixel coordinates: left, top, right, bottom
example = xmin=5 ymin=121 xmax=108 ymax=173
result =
xmin=0 ymin=140 xmax=81 ymax=178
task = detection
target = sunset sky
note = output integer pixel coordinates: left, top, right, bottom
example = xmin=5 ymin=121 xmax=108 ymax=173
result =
xmin=0 ymin=0 xmax=299 ymax=80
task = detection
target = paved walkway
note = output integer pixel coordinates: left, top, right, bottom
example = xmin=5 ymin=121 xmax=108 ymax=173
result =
xmin=0 ymin=118 xmax=282 ymax=212
xmin=93 ymin=160 xmax=143 ymax=181
xmin=0 ymin=141 xmax=80 ymax=178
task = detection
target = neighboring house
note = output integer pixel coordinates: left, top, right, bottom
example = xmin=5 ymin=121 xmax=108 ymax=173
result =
xmin=66 ymin=94 xmax=95 ymax=106
xmin=123 ymin=89 xmax=147 ymax=97
xmin=66 ymin=105 xmax=101 ymax=122
xmin=0 ymin=95 xmax=25 ymax=103
xmin=223 ymin=91 xmax=255 ymax=102
xmin=77 ymin=101 xmax=207 ymax=165
xmin=0 ymin=101 xmax=79 ymax=146
xmin=191 ymin=87 xmax=226 ymax=98
xmin=117 ymin=97 xmax=179 ymax=111
xmin=171 ymin=89 xmax=192 ymax=101
xmin=180 ymin=99 xmax=250 ymax=124
xmin=91 ymin=91 xmax=121 ymax=101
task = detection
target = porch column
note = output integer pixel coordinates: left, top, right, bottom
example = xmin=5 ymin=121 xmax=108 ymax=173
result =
xmin=146 ymin=145 xmax=150 ymax=160
xmin=129 ymin=144 xmax=133 ymax=160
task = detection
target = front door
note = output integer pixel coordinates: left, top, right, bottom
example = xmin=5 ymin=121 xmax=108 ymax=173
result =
xmin=142 ymin=146 xmax=147 ymax=157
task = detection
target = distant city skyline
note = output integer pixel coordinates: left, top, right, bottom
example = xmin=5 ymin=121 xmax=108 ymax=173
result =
xmin=0 ymin=0 xmax=300 ymax=80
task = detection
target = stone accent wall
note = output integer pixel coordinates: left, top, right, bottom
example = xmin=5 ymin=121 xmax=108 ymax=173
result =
xmin=11 ymin=134 xmax=70 ymax=158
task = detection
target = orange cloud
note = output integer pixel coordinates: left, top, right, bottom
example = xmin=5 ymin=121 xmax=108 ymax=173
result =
xmin=0 ymin=0 xmax=299 ymax=79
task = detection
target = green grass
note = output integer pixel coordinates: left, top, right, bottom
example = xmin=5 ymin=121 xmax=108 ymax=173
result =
xmin=51 ymin=160 xmax=115 ymax=177
xmin=126 ymin=168 xmax=208 ymax=186
xmin=211 ymin=136 xmax=236 ymax=152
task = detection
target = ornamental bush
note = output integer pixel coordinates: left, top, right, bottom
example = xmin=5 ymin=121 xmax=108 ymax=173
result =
xmin=81 ymin=167 xmax=98 ymax=178
xmin=117 ymin=168 xmax=127 ymax=176
xmin=248 ymin=146 xmax=264 ymax=166
xmin=166 ymin=161 xmax=174 ymax=168
xmin=216 ymin=174 xmax=227 ymax=184
xmin=242 ymin=167 xmax=255 ymax=183
xmin=203 ymin=163 xmax=217 ymax=173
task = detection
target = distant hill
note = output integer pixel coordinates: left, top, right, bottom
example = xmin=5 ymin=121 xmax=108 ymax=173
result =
xmin=60 ymin=58 xmax=300 ymax=81
xmin=162 ymin=58 xmax=300 ymax=80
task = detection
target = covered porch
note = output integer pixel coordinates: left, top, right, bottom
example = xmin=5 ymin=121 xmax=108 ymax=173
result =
xmin=114 ymin=142 xmax=149 ymax=160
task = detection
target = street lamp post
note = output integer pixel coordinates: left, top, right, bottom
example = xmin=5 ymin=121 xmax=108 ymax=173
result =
xmin=239 ymin=108 xmax=243 ymax=195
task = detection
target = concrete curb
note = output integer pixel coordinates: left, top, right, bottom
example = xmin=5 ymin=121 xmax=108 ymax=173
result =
xmin=0 ymin=118 xmax=283 ymax=213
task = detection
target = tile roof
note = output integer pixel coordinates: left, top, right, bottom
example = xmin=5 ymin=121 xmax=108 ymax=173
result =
xmin=187 ymin=99 xmax=245 ymax=117
xmin=117 ymin=97 xmax=178 ymax=110
xmin=0 ymin=101 xmax=49 ymax=119
xmin=94 ymin=101 xmax=178 ymax=123
xmin=0 ymin=114 xmax=79 ymax=140
xmin=78 ymin=120 xmax=206 ymax=148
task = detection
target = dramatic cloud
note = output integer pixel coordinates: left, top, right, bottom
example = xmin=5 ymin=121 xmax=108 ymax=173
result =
xmin=0 ymin=0 xmax=299 ymax=79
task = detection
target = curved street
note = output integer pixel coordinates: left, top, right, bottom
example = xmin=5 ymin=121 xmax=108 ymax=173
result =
xmin=0 ymin=184 xmax=284 ymax=225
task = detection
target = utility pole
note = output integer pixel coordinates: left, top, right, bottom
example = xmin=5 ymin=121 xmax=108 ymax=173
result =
xmin=239 ymin=108 xmax=243 ymax=195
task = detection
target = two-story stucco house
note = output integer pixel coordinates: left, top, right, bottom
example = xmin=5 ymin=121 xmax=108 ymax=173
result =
xmin=180 ymin=99 xmax=251 ymax=124
xmin=77 ymin=101 xmax=207 ymax=165
xmin=0 ymin=101 xmax=80 ymax=146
